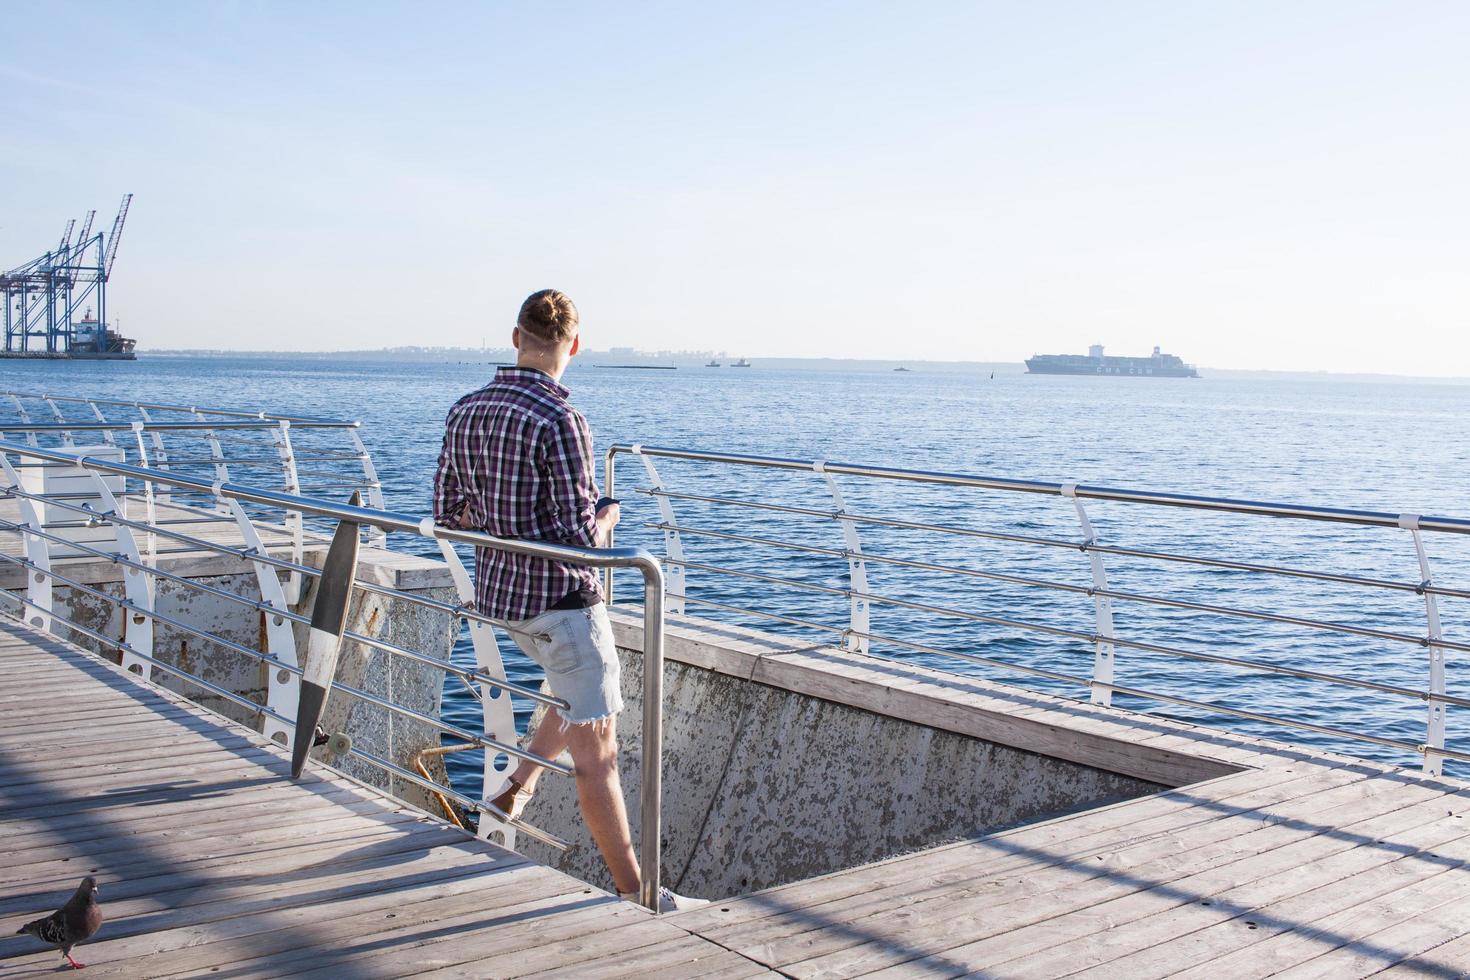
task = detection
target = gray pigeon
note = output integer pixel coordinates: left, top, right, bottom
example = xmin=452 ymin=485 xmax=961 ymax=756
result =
xmin=15 ymin=876 xmax=102 ymax=970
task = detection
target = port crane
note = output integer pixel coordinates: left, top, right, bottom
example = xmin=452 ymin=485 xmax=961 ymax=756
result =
xmin=1 ymin=194 xmax=134 ymax=357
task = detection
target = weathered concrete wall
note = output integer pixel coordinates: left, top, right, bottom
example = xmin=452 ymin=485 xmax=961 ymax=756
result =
xmin=517 ymin=631 xmax=1167 ymax=899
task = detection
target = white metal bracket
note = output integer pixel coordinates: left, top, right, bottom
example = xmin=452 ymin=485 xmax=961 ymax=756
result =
xmin=44 ymin=397 xmax=75 ymax=448
xmin=135 ymin=407 xmax=172 ymax=504
xmin=1400 ymin=515 xmax=1446 ymax=776
xmin=816 ymin=461 xmax=870 ymax=654
xmin=228 ymin=498 xmax=300 ymax=748
xmin=271 ymin=420 xmax=304 ymax=604
xmin=437 ymin=536 xmax=520 ymax=848
xmin=0 ymin=453 xmax=52 ymax=632
xmin=88 ymin=470 xmax=155 ymax=679
xmin=9 ymin=395 xmax=39 ymax=448
xmin=129 ymin=422 xmax=158 ymax=561
xmin=349 ymin=429 xmax=388 ymax=547
xmin=639 ymin=453 xmax=686 ymax=616
xmin=1063 ymin=483 xmax=1115 ymax=706
xmin=192 ymin=408 xmax=232 ymax=514
xmin=86 ymin=400 xmax=117 ymax=448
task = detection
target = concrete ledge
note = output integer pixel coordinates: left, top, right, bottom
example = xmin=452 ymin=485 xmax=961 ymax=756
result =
xmin=606 ymin=606 xmax=1245 ymax=787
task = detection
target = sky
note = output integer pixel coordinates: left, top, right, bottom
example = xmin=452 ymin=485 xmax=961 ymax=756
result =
xmin=2 ymin=1 xmax=1466 ymax=374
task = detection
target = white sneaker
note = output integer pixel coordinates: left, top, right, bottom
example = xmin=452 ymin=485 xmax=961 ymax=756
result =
xmin=619 ymin=886 xmax=711 ymax=913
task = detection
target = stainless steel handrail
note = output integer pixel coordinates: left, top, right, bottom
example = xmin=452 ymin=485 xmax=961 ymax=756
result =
xmin=1 ymin=388 xmax=346 ymax=424
xmin=650 ymin=520 xmax=1470 ymax=653
xmin=609 ymin=445 xmax=1470 ymax=534
xmin=0 ymin=420 xmax=360 ymax=432
xmin=2 ymin=396 xmax=387 ymax=545
xmin=633 ymin=485 xmax=1470 ymax=601
xmin=0 ymin=439 xmax=668 ymax=911
xmin=606 ymin=443 xmax=1468 ymax=774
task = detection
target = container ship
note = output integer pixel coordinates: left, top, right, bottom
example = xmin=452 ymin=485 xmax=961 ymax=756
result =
xmin=1026 ymin=344 xmax=1198 ymax=378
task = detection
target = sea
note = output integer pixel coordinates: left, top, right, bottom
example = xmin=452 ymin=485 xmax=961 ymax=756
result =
xmin=5 ymin=355 xmax=1469 ymax=792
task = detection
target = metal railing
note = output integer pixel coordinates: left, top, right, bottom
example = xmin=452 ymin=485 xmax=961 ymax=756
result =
xmin=606 ymin=444 xmax=1470 ymax=776
xmin=1 ymin=390 xmax=387 ymax=544
xmin=0 ymin=439 xmax=669 ymax=912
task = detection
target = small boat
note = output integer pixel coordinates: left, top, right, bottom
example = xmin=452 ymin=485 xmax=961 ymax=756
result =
xmin=731 ymin=358 xmax=752 ymax=368
xmin=893 ymin=367 xmax=910 ymax=372
xmin=706 ymin=360 xmax=720 ymax=367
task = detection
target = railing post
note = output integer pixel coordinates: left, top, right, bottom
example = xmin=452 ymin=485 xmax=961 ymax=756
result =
xmin=604 ymin=449 xmax=617 ymax=603
xmin=1400 ymin=515 xmax=1446 ymax=776
xmin=43 ymin=396 xmax=75 ymax=447
xmin=814 ymin=461 xmax=870 ymax=654
xmin=8 ymin=395 xmax=39 ymax=448
xmin=129 ymin=422 xmax=158 ymax=560
xmin=0 ymin=452 xmax=52 ymax=632
xmin=638 ymin=556 xmax=665 ymax=913
xmin=272 ymin=420 xmax=304 ymax=604
xmin=634 ymin=447 xmax=686 ymax=616
xmin=85 ymin=398 xmax=117 ymax=448
xmin=435 ymin=536 xmax=520 ymax=849
xmin=348 ymin=428 xmax=387 ymax=546
xmin=86 ymin=466 xmax=155 ymax=679
xmin=228 ymin=498 xmax=301 ymax=749
xmin=192 ymin=408 xmax=232 ymax=513
xmin=135 ymin=407 xmax=173 ymax=502
xmin=1063 ymin=484 xmax=1116 ymax=707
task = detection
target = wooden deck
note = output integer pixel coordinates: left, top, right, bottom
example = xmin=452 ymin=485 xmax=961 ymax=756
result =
xmin=3 ymin=618 xmax=1470 ymax=978
xmin=0 ymin=621 xmax=771 ymax=979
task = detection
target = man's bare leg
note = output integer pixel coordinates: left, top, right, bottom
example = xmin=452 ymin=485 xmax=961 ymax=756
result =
xmin=564 ymin=716 xmax=640 ymax=894
xmin=508 ymin=713 xmax=571 ymax=795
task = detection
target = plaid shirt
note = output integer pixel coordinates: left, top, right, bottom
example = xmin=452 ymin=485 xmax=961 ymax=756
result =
xmin=433 ymin=368 xmax=604 ymax=621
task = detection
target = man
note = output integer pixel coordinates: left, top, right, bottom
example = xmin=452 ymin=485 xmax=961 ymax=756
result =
xmin=433 ymin=289 xmax=705 ymax=913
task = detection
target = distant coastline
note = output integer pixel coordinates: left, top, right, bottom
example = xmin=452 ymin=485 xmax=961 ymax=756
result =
xmin=128 ymin=347 xmax=1470 ymax=384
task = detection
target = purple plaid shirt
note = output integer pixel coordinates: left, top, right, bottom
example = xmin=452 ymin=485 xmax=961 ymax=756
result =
xmin=433 ymin=368 xmax=604 ymax=621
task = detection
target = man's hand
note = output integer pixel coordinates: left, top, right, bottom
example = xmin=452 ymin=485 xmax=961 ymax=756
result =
xmin=595 ymin=501 xmax=621 ymax=546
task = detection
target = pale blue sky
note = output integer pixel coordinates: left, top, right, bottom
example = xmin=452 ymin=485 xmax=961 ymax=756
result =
xmin=2 ymin=1 xmax=1466 ymax=373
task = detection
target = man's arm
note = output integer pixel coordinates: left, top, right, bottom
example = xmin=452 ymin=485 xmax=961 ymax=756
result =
xmin=432 ymin=410 xmax=470 ymax=529
xmin=541 ymin=410 xmax=616 ymax=546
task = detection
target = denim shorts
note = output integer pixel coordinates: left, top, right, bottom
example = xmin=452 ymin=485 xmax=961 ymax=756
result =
xmin=506 ymin=603 xmax=624 ymax=726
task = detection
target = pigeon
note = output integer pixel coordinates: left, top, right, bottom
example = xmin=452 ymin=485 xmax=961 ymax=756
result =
xmin=15 ymin=876 xmax=102 ymax=970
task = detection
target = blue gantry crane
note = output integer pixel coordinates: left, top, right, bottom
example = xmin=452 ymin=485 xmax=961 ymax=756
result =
xmin=1 ymin=195 xmax=135 ymax=359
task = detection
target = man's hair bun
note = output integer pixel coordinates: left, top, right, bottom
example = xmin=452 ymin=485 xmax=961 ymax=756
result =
xmin=517 ymin=289 xmax=579 ymax=345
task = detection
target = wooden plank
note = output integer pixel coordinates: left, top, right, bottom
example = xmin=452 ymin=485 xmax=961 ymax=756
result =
xmin=0 ymin=749 xmax=302 ymax=815
xmin=0 ymin=739 xmax=278 ymax=790
xmin=870 ymin=785 xmax=1470 ymax=978
xmin=1269 ymin=895 xmax=1470 ymax=978
xmin=0 ymin=838 xmax=527 ymax=970
xmin=1145 ymin=837 xmax=1470 ymax=979
xmin=519 ymin=933 xmax=765 ymax=980
xmin=0 ymin=821 xmax=465 ymax=919
xmin=732 ymin=766 xmax=1424 ymax=974
xmin=1380 ymin=930 xmax=1470 ymax=977
xmin=3 ymin=810 xmax=437 ymax=897
xmin=396 ymin=913 xmax=693 ymax=980
xmin=0 ymin=774 xmax=383 ymax=843
xmin=65 ymin=861 xmax=579 ymax=978
xmin=0 ymin=758 xmax=338 ymax=825
xmin=0 ymin=702 xmax=224 ymax=739
xmin=0 ymin=807 xmax=427 ymax=887
xmin=0 ymin=719 xmax=267 ymax=757
xmin=661 ymin=958 xmax=783 ymax=980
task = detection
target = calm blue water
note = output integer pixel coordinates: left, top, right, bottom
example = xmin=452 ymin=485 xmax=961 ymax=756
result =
xmin=7 ymin=356 xmax=1469 ymax=792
